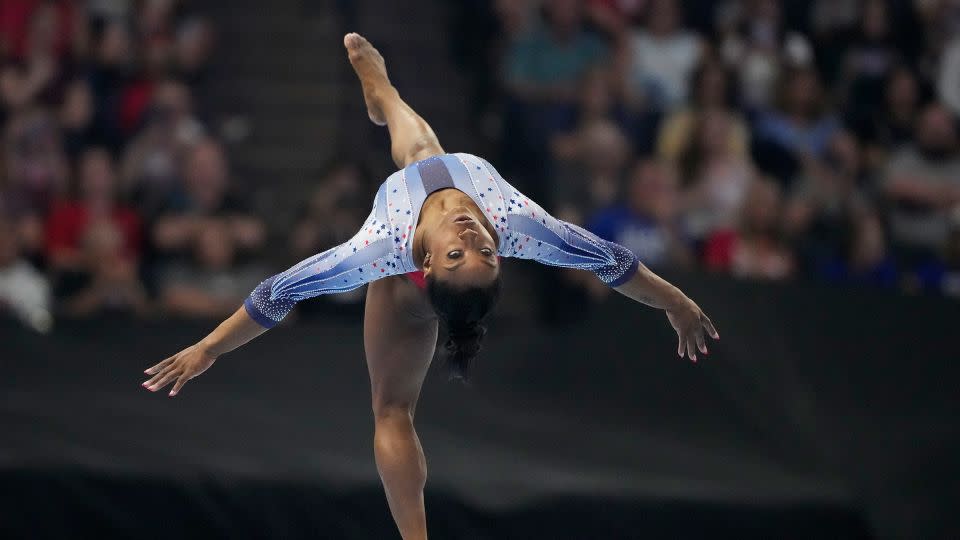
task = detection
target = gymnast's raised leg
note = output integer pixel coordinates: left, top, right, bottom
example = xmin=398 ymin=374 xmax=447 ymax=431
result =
xmin=346 ymin=31 xmax=443 ymax=540
xmin=344 ymin=32 xmax=443 ymax=168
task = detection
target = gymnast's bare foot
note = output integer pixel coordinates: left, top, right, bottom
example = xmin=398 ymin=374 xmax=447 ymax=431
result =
xmin=344 ymin=32 xmax=394 ymax=126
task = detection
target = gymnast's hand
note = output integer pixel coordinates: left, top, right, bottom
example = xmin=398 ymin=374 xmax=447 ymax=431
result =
xmin=665 ymin=296 xmax=718 ymax=363
xmin=140 ymin=307 xmax=270 ymax=397
xmin=142 ymin=343 xmax=218 ymax=397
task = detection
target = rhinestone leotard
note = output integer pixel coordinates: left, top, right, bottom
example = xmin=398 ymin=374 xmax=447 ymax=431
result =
xmin=244 ymin=153 xmax=638 ymax=328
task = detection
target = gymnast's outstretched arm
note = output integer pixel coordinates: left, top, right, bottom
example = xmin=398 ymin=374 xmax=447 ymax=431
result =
xmin=471 ymin=153 xmax=720 ymax=362
xmin=613 ymin=263 xmax=719 ymax=362
xmin=141 ymin=194 xmax=403 ymax=396
xmin=142 ymin=306 xmax=266 ymax=396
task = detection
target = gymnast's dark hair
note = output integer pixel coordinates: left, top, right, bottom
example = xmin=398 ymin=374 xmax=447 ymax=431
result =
xmin=425 ymin=274 xmax=502 ymax=381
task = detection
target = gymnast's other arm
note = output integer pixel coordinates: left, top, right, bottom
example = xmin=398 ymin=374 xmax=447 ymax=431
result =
xmin=143 ymin=206 xmax=394 ymax=396
xmin=142 ymin=306 xmax=266 ymax=396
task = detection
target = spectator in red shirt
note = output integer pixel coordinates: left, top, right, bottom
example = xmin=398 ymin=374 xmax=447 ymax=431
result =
xmin=703 ymin=177 xmax=795 ymax=280
xmin=0 ymin=0 xmax=75 ymax=62
xmin=46 ymin=146 xmax=142 ymax=271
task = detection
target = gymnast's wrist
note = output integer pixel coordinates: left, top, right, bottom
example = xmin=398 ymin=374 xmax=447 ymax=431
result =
xmin=197 ymin=337 xmax=222 ymax=358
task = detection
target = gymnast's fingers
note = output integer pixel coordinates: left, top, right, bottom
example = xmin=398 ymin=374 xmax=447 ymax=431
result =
xmin=696 ymin=330 xmax=707 ymax=355
xmin=169 ymin=373 xmax=190 ymax=397
xmin=149 ymin=368 xmax=181 ymax=392
xmin=142 ymin=363 xmax=176 ymax=389
xmin=686 ymin=336 xmax=698 ymax=363
xmin=677 ymin=332 xmax=685 ymax=358
xmin=144 ymin=355 xmax=175 ymax=375
xmin=702 ymin=316 xmax=719 ymax=340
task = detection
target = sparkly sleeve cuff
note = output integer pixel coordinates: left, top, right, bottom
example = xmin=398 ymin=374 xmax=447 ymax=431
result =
xmin=243 ymin=275 xmax=295 ymax=328
xmin=601 ymin=240 xmax=640 ymax=288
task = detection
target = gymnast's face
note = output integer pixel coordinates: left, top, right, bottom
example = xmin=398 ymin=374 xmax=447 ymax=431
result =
xmin=422 ymin=206 xmax=500 ymax=287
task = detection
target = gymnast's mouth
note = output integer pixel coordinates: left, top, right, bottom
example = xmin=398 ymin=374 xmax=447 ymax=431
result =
xmin=452 ymin=214 xmax=475 ymax=225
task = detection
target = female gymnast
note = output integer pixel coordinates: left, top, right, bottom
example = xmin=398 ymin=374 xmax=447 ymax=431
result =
xmin=142 ymin=33 xmax=718 ymax=539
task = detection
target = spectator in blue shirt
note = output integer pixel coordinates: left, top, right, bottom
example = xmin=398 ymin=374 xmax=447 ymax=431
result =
xmin=588 ymin=159 xmax=692 ymax=269
xmin=753 ymin=66 xmax=841 ymax=181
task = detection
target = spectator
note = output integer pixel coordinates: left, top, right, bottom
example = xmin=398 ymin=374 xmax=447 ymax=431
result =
xmin=785 ymin=130 xmax=870 ymax=266
xmin=717 ymin=0 xmax=814 ymax=109
xmin=657 ymin=59 xmax=749 ymax=163
xmin=0 ymin=63 xmax=39 ymax=117
xmin=552 ymin=65 xmax=660 ymax=157
xmin=626 ymin=0 xmax=702 ymax=111
xmin=679 ymin=108 xmax=755 ymax=240
xmin=883 ymin=102 xmax=960 ymax=261
xmin=500 ymin=0 xmax=608 ymax=186
xmin=3 ymin=108 xmax=68 ymax=218
xmin=549 ymin=67 xmax=633 ymax=212
xmin=588 ymin=158 xmax=691 ymax=269
xmin=0 ymin=0 xmax=76 ymax=62
xmin=159 ymin=219 xmax=264 ymax=318
xmin=149 ymin=78 xmax=205 ymax=145
xmin=60 ymin=219 xmax=150 ymax=317
xmin=504 ymin=0 xmax=607 ymax=104
xmin=0 ymin=213 xmax=51 ymax=332
xmin=120 ymin=88 xmax=187 ymax=220
xmin=752 ymin=66 xmax=841 ymax=181
xmin=848 ymin=66 xmax=922 ymax=167
xmin=704 ymin=177 xmax=794 ymax=280
xmin=550 ymin=117 xmax=632 ymax=217
xmin=45 ymin=147 xmax=142 ymax=272
xmin=152 ymin=138 xmax=265 ymax=256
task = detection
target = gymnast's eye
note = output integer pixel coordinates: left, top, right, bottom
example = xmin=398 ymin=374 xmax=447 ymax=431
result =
xmin=447 ymin=250 xmax=462 ymax=259
xmin=480 ymin=248 xmax=493 ymax=256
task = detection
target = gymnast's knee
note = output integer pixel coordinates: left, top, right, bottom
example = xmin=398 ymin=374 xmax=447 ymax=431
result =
xmin=373 ymin=401 xmax=414 ymax=425
xmin=395 ymin=134 xmax=442 ymax=168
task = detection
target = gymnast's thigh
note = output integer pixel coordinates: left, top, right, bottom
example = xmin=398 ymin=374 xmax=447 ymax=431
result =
xmin=363 ymin=277 xmax=438 ymax=413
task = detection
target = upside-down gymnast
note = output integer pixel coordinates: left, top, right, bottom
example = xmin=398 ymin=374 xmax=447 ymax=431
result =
xmin=142 ymin=33 xmax=718 ymax=540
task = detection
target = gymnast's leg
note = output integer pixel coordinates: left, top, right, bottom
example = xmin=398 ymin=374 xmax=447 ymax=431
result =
xmin=363 ymin=278 xmax=438 ymax=540
xmin=344 ymin=32 xmax=444 ymax=168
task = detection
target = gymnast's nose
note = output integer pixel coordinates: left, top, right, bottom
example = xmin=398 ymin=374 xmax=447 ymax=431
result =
xmin=457 ymin=228 xmax=479 ymax=240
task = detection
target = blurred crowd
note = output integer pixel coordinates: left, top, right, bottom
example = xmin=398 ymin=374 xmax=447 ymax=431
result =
xmin=0 ymin=0 xmax=266 ymax=332
xmin=4 ymin=0 xmax=960 ymax=333
xmin=452 ymin=0 xmax=960 ymax=306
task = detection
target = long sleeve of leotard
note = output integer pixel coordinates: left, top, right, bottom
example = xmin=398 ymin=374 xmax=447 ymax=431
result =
xmin=243 ymin=189 xmax=406 ymax=328
xmin=461 ymin=154 xmax=639 ymax=287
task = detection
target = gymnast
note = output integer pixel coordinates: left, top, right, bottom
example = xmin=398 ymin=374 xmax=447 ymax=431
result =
xmin=142 ymin=33 xmax=718 ymax=540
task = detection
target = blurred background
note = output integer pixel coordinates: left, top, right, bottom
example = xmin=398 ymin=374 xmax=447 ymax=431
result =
xmin=1 ymin=0 xmax=959 ymax=538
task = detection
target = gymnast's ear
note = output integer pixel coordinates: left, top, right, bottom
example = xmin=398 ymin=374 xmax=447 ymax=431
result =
xmin=422 ymin=252 xmax=433 ymax=276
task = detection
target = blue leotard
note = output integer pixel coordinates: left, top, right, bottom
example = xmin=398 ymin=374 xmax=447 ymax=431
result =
xmin=244 ymin=153 xmax=639 ymax=328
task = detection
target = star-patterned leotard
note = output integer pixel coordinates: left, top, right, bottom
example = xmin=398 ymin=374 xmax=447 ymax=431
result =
xmin=244 ymin=153 xmax=639 ymax=328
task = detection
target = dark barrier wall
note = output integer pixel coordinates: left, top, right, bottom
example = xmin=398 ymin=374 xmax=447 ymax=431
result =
xmin=1 ymin=274 xmax=957 ymax=539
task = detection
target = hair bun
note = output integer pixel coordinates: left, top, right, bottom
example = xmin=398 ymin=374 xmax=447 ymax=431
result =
xmin=442 ymin=321 xmax=487 ymax=380
xmin=425 ymin=275 xmax=502 ymax=381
